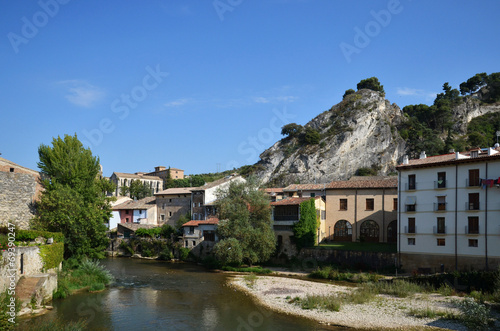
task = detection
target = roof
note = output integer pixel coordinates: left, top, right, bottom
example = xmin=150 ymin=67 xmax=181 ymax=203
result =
xmin=110 ymin=196 xmax=133 ymax=207
xmin=155 ymin=187 xmax=194 ymax=195
xmin=182 ymin=218 xmax=220 ymax=227
xmin=263 ymin=188 xmax=284 ymax=194
xmin=0 ymin=157 xmax=39 ymax=176
xmin=112 ymin=172 xmax=162 ymax=181
xmin=113 ymin=196 xmax=156 ymax=210
xmin=117 ymin=223 xmax=158 ymax=231
xmin=326 ymin=177 xmax=398 ymax=189
xmin=397 ymin=148 xmax=500 ymax=170
xmin=283 ymin=184 xmax=327 ymax=191
xmin=191 ymin=174 xmax=242 ymax=191
xmin=270 ymin=197 xmax=317 ymax=206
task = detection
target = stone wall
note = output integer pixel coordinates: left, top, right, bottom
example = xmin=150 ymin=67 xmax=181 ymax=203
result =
xmin=0 ymin=246 xmax=45 ymax=293
xmin=298 ymin=248 xmax=397 ymax=270
xmin=0 ymin=172 xmax=39 ymax=230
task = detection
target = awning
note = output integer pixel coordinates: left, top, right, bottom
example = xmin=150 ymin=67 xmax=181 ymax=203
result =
xmin=405 ymin=196 xmax=416 ymax=205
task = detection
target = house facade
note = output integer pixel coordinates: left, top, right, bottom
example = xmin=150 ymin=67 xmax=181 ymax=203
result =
xmin=109 ymin=172 xmax=162 ymax=197
xmin=181 ymin=218 xmax=219 ymax=256
xmin=282 ymin=183 xmax=328 ymax=199
xmin=155 ymin=187 xmax=193 ymax=227
xmin=112 ymin=196 xmax=157 ymax=225
xmin=146 ymin=166 xmax=184 ymax=181
xmin=263 ymin=188 xmax=285 ymax=202
xmin=325 ymin=177 xmax=398 ymax=243
xmin=397 ymin=149 xmax=500 ymax=272
xmin=271 ymin=196 xmax=326 ymax=256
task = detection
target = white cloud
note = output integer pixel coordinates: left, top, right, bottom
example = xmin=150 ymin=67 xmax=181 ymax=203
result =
xmin=164 ymin=98 xmax=190 ymax=107
xmin=253 ymin=95 xmax=298 ymax=104
xmin=396 ymin=87 xmax=438 ymax=101
xmin=58 ymin=80 xmax=105 ymax=108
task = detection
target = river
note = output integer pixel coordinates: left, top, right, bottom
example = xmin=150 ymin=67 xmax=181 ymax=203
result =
xmin=20 ymin=258 xmax=351 ymax=330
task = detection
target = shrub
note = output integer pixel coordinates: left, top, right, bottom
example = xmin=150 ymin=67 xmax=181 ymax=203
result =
xmin=39 ymin=242 xmax=64 ymax=270
xmin=364 ymin=280 xmax=423 ymax=298
xmin=158 ymin=248 xmax=174 ymax=261
xmin=179 ymin=247 xmax=190 ymax=261
xmin=292 ymin=295 xmax=341 ymax=312
xmin=458 ymin=297 xmax=491 ymax=330
xmin=243 ymin=273 xmax=257 ymax=288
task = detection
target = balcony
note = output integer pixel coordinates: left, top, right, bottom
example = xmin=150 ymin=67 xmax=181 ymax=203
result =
xmin=433 ymin=202 xmax=447 ymax=212
xmin=404 ymin=226 xmax=417 ymax=234
xmin=465 ymin=225 xmax=480 ymax=235
xmin=434 ymin=180 xmax=447 ymax=189
xmin=465 ymin=202 xmax=480 ymax=211
xmin=466 ymin=179 xmax=480 ymax=187
xmin=405 ymin=183 xmax=417 ymax=191
xmin=273 ymin=215 xmax=299 ymax=221
xmin=433 ymin=226 xmax=447 ymax=234
xmin=405 ymin=204 xmax=416 ymax=212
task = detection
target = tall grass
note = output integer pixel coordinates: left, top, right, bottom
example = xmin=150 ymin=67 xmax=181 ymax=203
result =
xmin=19 ymin=318 xmax=88 ymax=331
xmin=363 ymin=279 xmax=424 ymax=298
xmin=309 ymin=266 xmax=383 ymax=283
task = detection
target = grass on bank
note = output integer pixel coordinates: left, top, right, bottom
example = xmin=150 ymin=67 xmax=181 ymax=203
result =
xmin=222 ymin=266 xmax=272 ymax=274
xmin=54 ymin=259 xmax=113 ymax=299
xmin=317 ymin=242 xmax=397 ymax=253
xmin=18 ymin=318 xmax=88 ymax=331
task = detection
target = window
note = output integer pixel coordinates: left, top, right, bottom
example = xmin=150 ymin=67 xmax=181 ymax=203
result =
xmin=437 ymin=238 xmax=446 ymax=246
xmin=192 ymin=241 xmax=196 ymax=246
xmin=125 ymin=210 xmax=129 ymax=214
xmin=407 ymin=238 xmax=415 ymax=245
xmin=405 ymin=196 xmax=416 ymax=212
xmin=437 ymin=196 xmax=446 ymax=211
xmin=169 ymin=211 xmax=172 ymax=217
xmin=408 ymin=218 xmax=415 ymax=234
xmin=162 ymin=203 xmax=166 ymax=209
xmin=393 ymin=198 xmax=398 ymax=211
xmin=169 ymin=199 xmax=172 ymax=203
xmin=189 ymin=226 xmax=194 ymax=234
xmin=437 ymin=217 xmax=445 ymax=234
xmin=408 ymin=174 xmax=416 ymax=190
xmin=468 ymin=217 xmax=479 ymax=234
xmin=160 ymin=215 xmax=165 ymax=221
xmin=468 ymin=239 xmax=478 ymax=247
xmin=469 ymin=169 xmax=480 ymax=187
xmin=310 ymin=193 xmax=315 ymax=197
xmin=365 ymin=198 xmax=374 ymax=210
xmin=125 ymin=217 xmax=129 ymax=223
xmin=185 ymin=240 xmax=188 ymax=247
xmin=9 ymin=168 xmax=14 ymax=173
xmin=468 ymin=193 xmax=479 ymax=210
xmin=203 ymin=231 xmax=215 ymax=242
xmin=437 ymin=172 xmax=446 ymax=188
xmin=339 ymin=199 xmax=348 ymax=210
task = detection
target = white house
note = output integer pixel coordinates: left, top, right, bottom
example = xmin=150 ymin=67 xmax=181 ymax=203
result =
xmin=397 ymin=149 xmax=500 ymax=273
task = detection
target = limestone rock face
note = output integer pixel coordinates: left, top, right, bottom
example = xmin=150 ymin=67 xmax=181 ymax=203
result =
xmin=451 ymin=97 xmax=500 ymax=135
xmin=255 ymin=90 xmax=407 ymax=185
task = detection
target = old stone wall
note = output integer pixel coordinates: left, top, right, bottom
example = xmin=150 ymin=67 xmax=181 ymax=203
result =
xmin=298 ymin=248 xmax=397 ymax=270
xmin=0 ymin=246 xmax=45 ymax=293
xmin=0 ymin=172 xmax=39 ymax=229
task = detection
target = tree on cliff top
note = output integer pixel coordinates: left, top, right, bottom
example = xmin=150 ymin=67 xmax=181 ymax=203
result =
xmin=357 ymin=77 xmax=385 ymax=94
xmin=214 ymin=178 xmax=276 ymax=266
xmin=34 ymin=134 xmax=114 ymax=259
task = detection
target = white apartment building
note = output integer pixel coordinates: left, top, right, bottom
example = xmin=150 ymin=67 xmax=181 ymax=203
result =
xmin=397 ymin=149 xmax=500 ymax=273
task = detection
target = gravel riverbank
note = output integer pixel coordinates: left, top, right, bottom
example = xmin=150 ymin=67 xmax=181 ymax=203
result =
xmin=229 ymin=275 xmax=470 ymax=330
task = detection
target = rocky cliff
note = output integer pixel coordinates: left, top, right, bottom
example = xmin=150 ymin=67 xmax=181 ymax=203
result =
xmin=254 ymin=90 xmax=407 ymax=186
xmin=452 ymin=96 xmax=500 ymax=135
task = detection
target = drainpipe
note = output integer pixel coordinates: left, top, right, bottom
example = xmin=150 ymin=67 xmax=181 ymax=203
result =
xmin=382 ymin=188 xmax=386 ymax=242
xmin=485 ymin=162 xmax=489 ymax=271
xmin=398 ymin=170 xmax=401 ymax=267
xmin=355 ymin=188 xmax=358 ymax=240
xmin=454 ymin=163 xmax=458 ymax=271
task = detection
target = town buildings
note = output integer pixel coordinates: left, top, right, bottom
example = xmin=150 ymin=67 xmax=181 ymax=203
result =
xmin=112 ymin=196 xmax=158 ymax=225
xmin=325 ymin=176 xmax=398 ymax=243
xmin=146 ymin=166 xmax=185 ymax=181
xmin=155 ymin=187 xmax=193 ymax=227
xmin=109 ymin=172 xmax=163 ymax=197
xmin=397 ymin=149 xmax=500 ymax=272
xmin=181 ymin=218 xmax=219 ymax=255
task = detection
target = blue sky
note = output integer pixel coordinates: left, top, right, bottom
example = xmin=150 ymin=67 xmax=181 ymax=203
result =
xmin=1 ymin=0 xmax=499 ymax=177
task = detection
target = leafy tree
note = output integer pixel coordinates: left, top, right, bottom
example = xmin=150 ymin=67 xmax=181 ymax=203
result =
xmin=175 ymin=212 xmax=191 ymax=230
xmin=343 ymin=89 xmax=355 ymax=99
xmin=303 ymin=127 xmax=321 ymax=145
xmin=356 ymin=167 xmax=377 ymax=176
xmin=214 ymin=178 xmax=276 ymax=266
xmin=119 ymin=185 xmax=129 ymax=196
xmin=356 ymin=77 xmax=384 ymax=94
xmin=34 ymin=134 xmax=113 ymax=259
xmin=293 ymin=199 xmax=318 ymax=250
xmin=213 ymin=238 xmax=243 ymax=266
xmin=281 ymin=123 xmax=303 ymax=138
xmin=460 ymin=72 xmax=488 ymax=95
xmin=129 ymin=180 xmax=151 ymax=200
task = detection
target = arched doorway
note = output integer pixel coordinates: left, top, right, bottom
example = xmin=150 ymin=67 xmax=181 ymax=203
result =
xmin=387 ymin=220 xmax=397 ymax=243
xmin=333 ymin=220 xmax=352 ymax=242
xmin=360 ymin=220 xmax=379 ymax=243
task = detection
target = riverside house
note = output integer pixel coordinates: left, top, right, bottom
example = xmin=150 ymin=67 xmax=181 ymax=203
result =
xmin=155 ymin=187 xmax=193 ymax=227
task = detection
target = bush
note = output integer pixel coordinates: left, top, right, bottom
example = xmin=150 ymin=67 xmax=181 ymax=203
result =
xmin=290 ymin=295 xmax=341 ymax=312
xmin=222 ymin=266 xmax=272 ymax=274
xmin=15 ymin=229 xmax=65 ymax=243
xmin=158 ymin=248 xmax=174 ymax=261
xmin=179 ymin=247 xmax=190 ymax=261
xmin=39 ymin=242 xmax=64 ymax=270
xmin=458 ymin=297 xmax=491 ymax=330
xmin=364 ymin=280 xmax=423 ymax=298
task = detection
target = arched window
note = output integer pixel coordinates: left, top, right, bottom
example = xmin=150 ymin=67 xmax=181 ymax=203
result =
xmin=334 ymin=220 xmax=352 ymax=242
xmin=387 ymin=220 xmax=397 ymax=243
xmin=360 ymin=220 xmax=380 ymax=243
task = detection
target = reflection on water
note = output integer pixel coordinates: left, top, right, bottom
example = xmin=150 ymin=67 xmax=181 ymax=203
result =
xmin=20 ymin=258 xmax=351 ymax=330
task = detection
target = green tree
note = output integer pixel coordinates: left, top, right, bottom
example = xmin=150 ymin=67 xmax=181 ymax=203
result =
xmin=356 ymin=77 xmax=385 ymax=94
xmin=303 ymin=127 xmax=321 ymax=145
xmin=214 ymin=178 xmax=276 ymax=266
xmin=129 ymin=179 xmax=151 ymax=200
xmin=343 ymin=89 xmax=355 ymax=99
xmin=281 ymin=123 xmax=303 ymax=138
xmin=35 ymin=134 xmax=113 ymax=259
xmin=213 ymin=238 xmax=243 ymax=266
xmin=293 ymin=199 xmax=318 ymax=250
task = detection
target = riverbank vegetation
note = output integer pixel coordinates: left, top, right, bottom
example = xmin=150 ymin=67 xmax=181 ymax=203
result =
xmin=54 ymin=259 xmax=113 ymax=299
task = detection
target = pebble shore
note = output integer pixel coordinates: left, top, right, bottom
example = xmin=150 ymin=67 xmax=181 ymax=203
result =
xmin=230 ymin=275 xmax=470 ymax=331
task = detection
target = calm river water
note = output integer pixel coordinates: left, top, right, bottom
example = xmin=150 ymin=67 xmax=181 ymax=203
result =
xmin=20 ymin=258 xmax=352 ymax=330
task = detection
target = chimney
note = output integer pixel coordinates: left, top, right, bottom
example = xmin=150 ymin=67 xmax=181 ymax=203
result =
xmin=403 ymin=155 xmax=409 ymax=165
xmin=419 ymin=151 xmax=426 ymax=159
xmin=456 ymin=152 xmax=460 ymax=160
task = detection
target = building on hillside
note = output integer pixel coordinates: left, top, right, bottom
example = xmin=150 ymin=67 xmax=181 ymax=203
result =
xmin=271 ymin=196 xmax=326 ymax=256
xmin=190 ymin=174 xmax=246 ymax=221
xmin=146 ymin=166 xmax=184 ymax=180
xmin=0 ymin=157 xmax=43 ymax=229
xmin=262 ymin=188 xmax=285 ymax=202
xmin=112 ymin=196 xmax=157 ymax=225
xmin=108 ymin=196 xmax=132 ymax=230
xmin=181 ymin=218 xmax=219 ymax=250
xmin=155 ymin=187 xmax=193 ymax=227
xmin=325 ymin=176 xmax=398 ymax=243
xmin=109 ymin=172 xmax=162 ymax=197
xmin=397 ymin=149 xmax=500 ymax=272
xmin=282 ymin=183 xmax=328 ymax=199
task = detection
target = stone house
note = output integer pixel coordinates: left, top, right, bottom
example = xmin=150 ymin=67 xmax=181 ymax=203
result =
xmin=181 ymin=218 xmax=219 ymax=256
xmin=0 ymin=157 xmax=43 ymax=229
xmin=325 ymin=176 xmax=398 ymax=243
xmin=112 ymin=196 xmax=157 ymax=225
xmin=155 ymin=187 xmax=193 ymax=227
xmin=109 ymin=172 xmax=162 ymax=197
xmin=262 ymin=188 xmax=285 ymax=202
xmin=397 ymin=149 xmax=500 ymax=272
xmin=146 ymin=166 xmax=184 ymax=180
xmin=271 ymin=196 xmax=326 ymax=256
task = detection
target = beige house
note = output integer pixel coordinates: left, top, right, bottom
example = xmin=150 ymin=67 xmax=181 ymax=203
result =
xmin=282 ymin=183 xmax=328 ymax=199
xmin=325 ymin=177 xmax=398 ymax=243
xmin=112 ymin=196 xmax=157 ymax=225
xmin=262 ymin=188 xmax=285 ymax=202
xmin=155 ymin=187 xmax=193 ymax=227
xmin=109 ymin=172 xmax=162 ymax=197
xmin=146 ymin=166 xmax=184 ymax=180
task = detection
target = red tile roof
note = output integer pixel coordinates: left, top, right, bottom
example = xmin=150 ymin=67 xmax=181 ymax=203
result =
xmin=182 ymin=218 xmax=220 ymax=227
xmin=263 ymin=188 xmax=284 ymax=193
xmin=155 ymin=187 xmax=194 ymax=195
xmin=283 ymin=184 xmax=327 ymax=191
xmin=112 ymin=196 xmax=156 ymax=210
xmin=326 ymin=178 xmax=397 ymax=189
xmin=397 ymin=148 xmax=500 ymax=170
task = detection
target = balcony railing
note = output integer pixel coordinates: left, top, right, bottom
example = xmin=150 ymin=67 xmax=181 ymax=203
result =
xmin=405 ymin=183 xmax=417 ymax=191
xmin=406 ymin=205 xmax=416 ymax=212
xmin=433 ymin=226 xmax=447 ymax=234
xmin=434 ymin=180 xmax=447 ymax=189
xmin=466 ymin=179 xmax=481 ymax=187
xmin=274 ymin=215 xmax=299 ymax=221
xmin=465 ymin=225 xmax=480 ymax=235
xmin=465 ymin=202 xmax=480 ymax=211
xmin=434 ymin=202 xmax=447 ymax=211
xmin=404 ymin=226 xmax=417 ymax=234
